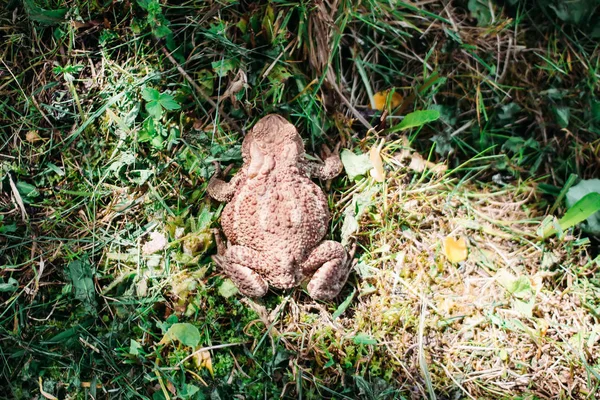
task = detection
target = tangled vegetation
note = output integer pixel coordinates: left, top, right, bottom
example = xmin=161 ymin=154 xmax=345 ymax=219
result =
xmin=1 ymin=0 xmax=599 ymax=399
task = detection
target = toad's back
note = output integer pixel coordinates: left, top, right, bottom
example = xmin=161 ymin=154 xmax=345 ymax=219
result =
xmin=221 ymin=169 xmax=330 ymax=261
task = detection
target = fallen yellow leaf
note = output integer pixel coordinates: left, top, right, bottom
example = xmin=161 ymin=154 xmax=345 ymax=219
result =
xmin=193 ymin=349 xmax=214 ymax=376
xmin=443 ymin=236 xmax=468 ymax=263
xmin=369 ymin=145 xmax=385 ymax=182
xmin=371 ymin=89 xmax=403 ymax=111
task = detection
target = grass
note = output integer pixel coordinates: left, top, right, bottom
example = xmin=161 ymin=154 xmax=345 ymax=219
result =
xmin=1 ymin=0 xmax=600 ymax=399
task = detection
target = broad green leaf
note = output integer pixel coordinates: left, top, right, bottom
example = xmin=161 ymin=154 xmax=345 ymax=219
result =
xmin=146 ymin=101 xmax=163 ymax=119
xmin=161 ymin=323 xmax=201 ymax=348
xmin=67 ymin=260 xmax=97 ymax=313
xmin=0 ymin=221 xmax=17 ymax=234
xmin=158 ymin=93 xmax=180 ymax=111
xmin=498 ymin=103 xmax=521 ymax=120
xmin=16 ymin=181 xmax=39 ymax=198
xmin=180 ymin=384 xmax=200 ymax=399
xmin=548 ymin=0 xmax=595 ymax=24
xmin=142 ymin=87 xmax=160 ymax=102
xmin=541 ymin=179 xmax=600 ymax=238
xmin=496 ymin=270 xmax=532 ymax=297
xmin=0 ymin=277 xmax=18 ymax=293
xmin=23 ymin=0 xmax=67 ymax=25
xmin=390 ymin=109 xmax=440 ymax=132
xmin=196 ymin=206 xmax=214 ymax=231
xmin=353 ymin=332 xmax=377 ymax=345
xmin=196 ymin=69 xmax=215 ymax=93
xmin=562 ymin=191 xmax=600 ymax=235
xmin=218 ymin=279 xmax=239 ymax=298
xmin=153 ymin=25 xmax=172 ymax=38
xmin=340 ymin=149 xmax=372 ymax=181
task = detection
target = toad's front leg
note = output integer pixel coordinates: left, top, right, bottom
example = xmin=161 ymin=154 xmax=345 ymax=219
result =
xmin=212 ymin=245 xmax=296 ymax=298
xmin=207 ymin=163 xmax=245 ymax=202
xmin=301 ymin=240 xmax=351 ymax=301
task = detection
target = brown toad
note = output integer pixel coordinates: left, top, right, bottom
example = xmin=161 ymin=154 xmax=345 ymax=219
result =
xmin=207 ymin=114 xmax=351 ymax=301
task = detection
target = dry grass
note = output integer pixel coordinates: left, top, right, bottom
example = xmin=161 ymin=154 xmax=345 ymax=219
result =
xmin=2 ymin=0 xmax=600 ymax=398
xmin=259 ymin=140 xmax=600 ymax=399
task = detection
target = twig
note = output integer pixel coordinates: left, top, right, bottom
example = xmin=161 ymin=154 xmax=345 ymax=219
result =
xmin=159 ymin=46 xmax=242 ymax=134
xmin=327 ymin=69 xmax=375 ymax=133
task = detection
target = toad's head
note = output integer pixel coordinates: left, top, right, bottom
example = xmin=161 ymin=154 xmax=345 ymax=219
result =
xmin=242 ymin=114 xmax=304 ymax=178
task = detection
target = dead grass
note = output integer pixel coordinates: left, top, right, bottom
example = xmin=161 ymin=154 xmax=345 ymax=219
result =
xmin=2 ymin=0 xmax=600 ymax=398
xmin=267 ymin=141 xmax=599 ymax=399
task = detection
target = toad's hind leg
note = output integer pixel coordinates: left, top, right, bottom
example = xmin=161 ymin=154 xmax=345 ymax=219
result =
xmin=302 ymin=241 xmax=351 ymax=301
xmin=213 ymin=251 xmax=269 ymax=298
xmin=212 ymin=245 xmax=295 ymax=298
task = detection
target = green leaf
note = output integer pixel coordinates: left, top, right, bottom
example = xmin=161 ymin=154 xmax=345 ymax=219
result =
xmin=562 ymin=191 xmax=600 ymax=235
xmin=129 ymin=339 xmax=143 ymax=355
xmin=552 ymin=105 xmax=570 ymax=128
xmin=468 ymin=0 xmax=492 ymax=26
xmin=340 ymin=149 xmax=372 ymax=181
xmin=504 ymin=276 xmax=532 ymax=299
xmin=390 ymin=109 xmax=440 ymax=132
xmin=196 ymin=206 xmax=214 ymax=231
xmin=158 ymin=93 xmax=180 ymax=111
xmin=340 ymin=186 xmax=377 ymax=246
xmin=196 ymin=69 xmax=215 ymax=93
xmin=162 ymin=323 xmax=201 ymax=348
xmin=212 ymin=59 xmax=238 ymax=78
xmin=16 ymin=181 xmax=39 ymax=198
xmin=332 ymin=289 xmax=355 ymax=319
xmin=23 ymin=0 xmax=67 ymax=25
xmin=153 ymin=25 xmax=172 ymax=38
xmin=514 ymin=298 xmax=535 ymax=318
xmin=498 ymin=103 xmax=522 ymax=120
xmin=67 ymin=260 xmax=97 ymax=313
xmin=218 ymin=279 xmax=239 ymax=298
xmin=146 ymin=101 xmax=163 ymax=119
xmin=0 ymin=222 xmax=17 ymax=234
xmin=142 ymin=87 xmax=160 ymax=102
xmin=180 ymin=384 xmax=200 ymax=399
xmin=0 ymin=278 xmax=18 ymax=293
xmin=353 ymin=332 xmax=377 ymax=345
xmin=548 ymin=0 xmax=595 ymax=24
xmin=496 ymin=269 xmax=535 ymax=318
